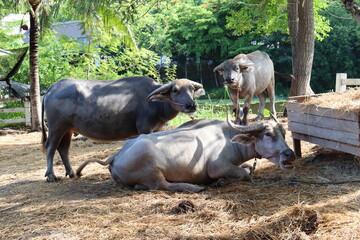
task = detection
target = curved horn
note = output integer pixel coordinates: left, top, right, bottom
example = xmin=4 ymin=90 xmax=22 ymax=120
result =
xmin=234 ymin=55 xmax=254 ymax=67
xmin=146 ymin=82 xmax=174 ymax=101
xmin=213 ymin=63 xmax=224 ymax=73
xmin=269 ymin=112 xmax=279 ymax=124
xmin=189 ymin=80 xmax=203 ymax=89
xmin=226 ymin=112 xmax=266 ymax=132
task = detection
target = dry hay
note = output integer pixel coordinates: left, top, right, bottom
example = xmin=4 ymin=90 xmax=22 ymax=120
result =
xmin=1 ymin=119 xmax=360 ymax=240
xmin=299 ymin=87 xmax=360 ymax=111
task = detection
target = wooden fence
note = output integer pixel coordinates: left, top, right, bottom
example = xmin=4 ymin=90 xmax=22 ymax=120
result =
xmin=0 ymin=98 xmax=31 ymax=126
xmin=335 ymin=73 xmax=360 ymax=92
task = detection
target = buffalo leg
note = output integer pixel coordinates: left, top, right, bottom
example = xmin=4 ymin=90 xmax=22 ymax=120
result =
xmin=267 ymin=82 xmax=276 ymax=117
xmin=44 ymin=131 xmax=65 ymax=182
xmin=242 ymin=96 xmax=253 ymax=125
xmin=229 ymin=88 xmax=241 ymax=124
xmin=57 ymin=131 xmax=75 ymax=178
xmin=163 ymin=182 xmax=205 ymax=193
xmin=254 ymin=92 xmax=266 ymax=121
xmin=209 ymin=163 xmax=250 ymax=182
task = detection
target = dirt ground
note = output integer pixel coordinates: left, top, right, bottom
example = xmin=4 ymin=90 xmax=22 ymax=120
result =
xmin=1 ymin=118 xmax=360 ymax=240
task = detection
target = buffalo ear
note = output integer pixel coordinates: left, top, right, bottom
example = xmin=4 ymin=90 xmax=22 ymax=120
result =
xmin=213 ymin=63 xmax=224 ymax=75
xmin=194 ymin=88 xmax=205 ymax=97
xmin=240 ymin=66 xmax=254 ymax=73
xmin=231 ymin=134 xmax=256 ymax=146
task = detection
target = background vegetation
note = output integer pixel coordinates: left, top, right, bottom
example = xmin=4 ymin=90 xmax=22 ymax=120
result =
xmin=1 ymin=1 xmax=359 ymax=99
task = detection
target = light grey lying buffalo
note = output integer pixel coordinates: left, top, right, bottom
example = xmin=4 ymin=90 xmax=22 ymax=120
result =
xmin=214 ymin=50 xmax=275 ymax=125
xmin=42 ymin=76 xmax=205 ymax=182
xmin=76 ymin=116 xmax=295 ymax=192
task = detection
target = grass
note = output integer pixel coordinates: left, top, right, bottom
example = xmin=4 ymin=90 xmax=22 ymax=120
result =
xmin=167 ymin=98 xmax=288 ymax=127
xmin=0 ymin=101 xmax=26 ymax=128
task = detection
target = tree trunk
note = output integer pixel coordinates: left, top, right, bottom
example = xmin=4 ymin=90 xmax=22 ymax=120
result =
xmin=287 ymin=0 xmax=315 ymax=96
xmin=29 ymin=1 xmax=42 ymax=131
xmin=341 ymin=0 xmax=360 ymax=24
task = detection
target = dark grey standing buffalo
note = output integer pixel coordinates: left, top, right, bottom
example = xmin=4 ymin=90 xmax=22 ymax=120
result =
xmin=42 ymin=76 xmax=205 ymax=182
xmin=214 ymin=51 xmax=275 ymax=125
xmin=76 ymin=116 xmax=295 ymax=192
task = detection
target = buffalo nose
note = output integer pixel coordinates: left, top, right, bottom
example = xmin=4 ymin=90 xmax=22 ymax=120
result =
xmin=283 ymin=149 xmax=295 ymax=160
xmin=185 ymin=104 xmax=197 ymax=111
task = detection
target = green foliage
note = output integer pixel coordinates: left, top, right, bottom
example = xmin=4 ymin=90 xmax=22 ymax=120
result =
xmin=11 ymin=31 xmax=161 ymax=88
xmin=226 ymin=0 xmax=331 ymax=41
xmin=205 ymin=86 xmax=231 ymax=100
xmin=164 ymin=64 xmax=177 ymax=82
xmin=312 ymin=2 xmax=360 ymax=93
xmin=133 ymin=0 xmax=257 ymax=63
xmin=115 ymin=48 xmax=160 ymax=79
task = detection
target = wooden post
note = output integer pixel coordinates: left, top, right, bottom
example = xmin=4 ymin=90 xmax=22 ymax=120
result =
xmin=24 ymin=100 xmax=31 ymax=126
xmin=335 ymin=73 xmax=347 ymax=92
xmin=293 ymin=138 xmax=302 ymax=158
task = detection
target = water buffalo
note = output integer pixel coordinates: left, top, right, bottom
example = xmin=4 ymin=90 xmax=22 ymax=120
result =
xmin=214 ymin=51 xmax=275 ymax=125
xmin=42 ymin=76 xmax=205 ymax=182
xmin=76 ymin=116 xmax=295 ymax=192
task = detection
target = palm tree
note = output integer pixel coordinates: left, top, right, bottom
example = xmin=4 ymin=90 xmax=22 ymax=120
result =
xmin=1 ymin=0 xmax=142 ymax=130
xmin=28 ymin=0 xmax=42 ymax=130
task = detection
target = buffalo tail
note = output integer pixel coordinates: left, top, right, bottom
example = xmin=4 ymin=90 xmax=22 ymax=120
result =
xmin=76 ymin=154 xmax=116 ymax=178
xmin=41 ymin=94 xmax=47 ymax=154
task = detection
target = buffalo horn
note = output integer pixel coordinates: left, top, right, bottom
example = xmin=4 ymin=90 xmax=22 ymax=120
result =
xmin=213 ymin=63 xmax=224 ymax=73
xmin=269 ymin=112 xmax=279 ymax=123
xmin=146 ymin=82 xmax=174 ymax=101
xmin=226 ymin=112 xmax=266 ymax=132
xmin=189 ymin=80 xmax=203 ymax=89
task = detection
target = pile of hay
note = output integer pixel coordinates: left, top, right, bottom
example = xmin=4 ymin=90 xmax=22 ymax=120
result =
xmin=300 ymin=88 xmax=360 ymax=111
xmin=1 ymin=120 xmax=360 ymax=239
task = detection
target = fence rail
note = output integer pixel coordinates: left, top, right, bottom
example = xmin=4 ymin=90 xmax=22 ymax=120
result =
xmin=335 ymin=73 xmax=360 ymax=92
xmin=0 ymin=98 xmax=31 ymax=126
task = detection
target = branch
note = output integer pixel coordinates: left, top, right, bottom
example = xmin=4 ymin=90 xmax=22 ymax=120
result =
xmin=325 ymin=9 xmax=352 ymax=19
xmin=341 ymin=0 xmax=360 ymax=24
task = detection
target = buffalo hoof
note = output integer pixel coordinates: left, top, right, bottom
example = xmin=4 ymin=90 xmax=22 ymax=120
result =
xmin=66 ymin=170 xmax=75 ymax=178
xmin=46 ymin=174 xmax=60 ymax=182
xmin=210 ymin=177 xmax=228 ymax=188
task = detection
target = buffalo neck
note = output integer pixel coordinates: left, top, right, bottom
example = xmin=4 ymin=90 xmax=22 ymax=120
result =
xmin=227 ymin=127 xmax=257 ymax=165
xmin=160 ymin=100 xmax=182 ymax=122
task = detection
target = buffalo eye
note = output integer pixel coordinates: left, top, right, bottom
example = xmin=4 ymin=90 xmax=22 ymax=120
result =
xmin=172 ymin=88 xmax=178 ymax=94
xmin=265 ymin=132 xmax=272 ymax=137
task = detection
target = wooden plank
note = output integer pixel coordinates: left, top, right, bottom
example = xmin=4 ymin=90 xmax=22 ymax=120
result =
xmin=0 ymin=108 xmax=26 ymax=113
xmin=288 ymin=94 xmax=327 ymax=103
xmin=287 ymin=101 xmax=359 ymax=122
xmin=344 ymin=78 xmax=360 ymax=86
xmin=292 ymin=132 xmax=360 ymax=156
xmin=288 ymin=121 xmax=359 ymax=146
xmin=0 ymin=118 xmax=25 ymax=124
xmin=287 ymin=111 xmax=359 ymax=134
xmin=0 ymin=98 xmax=22 ymax=103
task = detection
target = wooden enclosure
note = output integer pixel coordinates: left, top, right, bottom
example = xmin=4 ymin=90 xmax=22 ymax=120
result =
xmin=287 ymin=94 xmax=360 ymax=157
xmin=0 ymin=98 xmax=31 ymax=126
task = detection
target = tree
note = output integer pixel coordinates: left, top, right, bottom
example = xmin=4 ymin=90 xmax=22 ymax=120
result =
xmin=287 ymin=0 xmax=315 ymax=96
xmin=341 ymin=0 xmax=360 ymax=24
xmin=226 ymin=0 xmax=331 ymax=96
xmin=28 ymin=0 xmax=42 ymax=130
xmin=1 ymin=0 xmax=146 ymax=130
